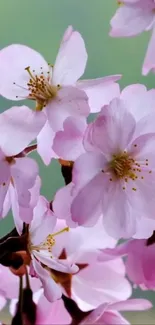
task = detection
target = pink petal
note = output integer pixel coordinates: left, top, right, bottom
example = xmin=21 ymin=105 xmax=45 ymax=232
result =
xmin=30 ymin=196 xmax=57 ymax=246
xmin=0 ymin=296 xmax=6 ymax=311
xmin=84 ymin=99 xmax=136 ymax=158
xmin=32 ymin=258 xmax=62 ymax=302
xmin=1 ymin=186 xmax=11 ymax=218
xmin=112 ymin=299 xmax=152 ymax=311
xmin=46 ymin=86 xmax=89 ymax=132
xmin=53 ymin=183 xmax=78 ymax=227
xmin=71 ymin=173 xmax=105 ymax=226
xmin=102 ymin=182 xmax=137 ymax=239
xmin=73 ymin=258 xmax=131 ymax=311
xmin=0 ymin=159 xmax=10 ymax=216
xmin=80 ymin=304 xmax=108 ymax=324
xmin=72 ymin=152 xmax=106 ymax=190
xmin=0 ymin=181 xmax=10 ymax=217
xmin=37 ymin=120 xmax=57 ymax=165
xmin=0 ymin=44 xmax=49 ymax=100
xmin=33 ymin=250 xmax=78 ymax=274
xmin=143 ymin=27 xmax=155 ymax=75
xmin=110 ymin=6 xmax=154 ymax=37
xmin=53 ymin=116 xmax=86 ymax=160
xmin=100 ymin=310 xmax=130 ymax=325
xmin=121 ymin=84 xmax=155 ymax=121
xmin=77 ymin=76 xmax=121 ymax=113
xmin=11 ymin=157 xmax=39 ymax=223
xmin=0 ymin=106 xmax=46 ymax=156
xmin=53 ymin=26 xmax=87 ymax=85
xmin=36 ymin=295 xmax=71 ymax=324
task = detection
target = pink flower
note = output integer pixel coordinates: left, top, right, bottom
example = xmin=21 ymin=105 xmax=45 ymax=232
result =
xmin=110 ymin=0 xmax=155 ymax=75
xmin=46 ymin=219 xmax=131 ymax=311
xmin=14 ymin=196 xmax=79 ymax=302
xmin=70 ymin=98 xmax=155 ymax=239
xmin=80 ymin=298 xmax=152 ymax=325
xmin=101 ymin=238 xmax=155 ymax=290
xmin=0 ymin=26 xmax=120 ymax=163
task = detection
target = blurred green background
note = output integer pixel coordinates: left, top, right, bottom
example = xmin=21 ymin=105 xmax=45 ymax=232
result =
xmin=0 ymin=0 xmax=155 ymax=323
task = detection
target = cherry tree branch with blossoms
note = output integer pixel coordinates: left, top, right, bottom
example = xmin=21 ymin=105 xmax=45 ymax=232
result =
xmin=0 ymin=2 xmax=155 ymax=324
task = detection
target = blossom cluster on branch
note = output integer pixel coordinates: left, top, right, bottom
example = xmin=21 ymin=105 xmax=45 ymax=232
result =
xmin=0 ymin=2 xmax=155 ymax=324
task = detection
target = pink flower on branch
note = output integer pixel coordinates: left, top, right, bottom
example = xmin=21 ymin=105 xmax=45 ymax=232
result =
xmin=14 ymin=196 xmax=79 ymax=302
xmin=0 ymin=106 xmax=44 ymax=223
xmin=110 ymin=0 xmax=155 ymax=75
xmin=70 ymin=98 xmax=155 ymax=238
xmin=100 ymin=236 xmax=155 ymax=290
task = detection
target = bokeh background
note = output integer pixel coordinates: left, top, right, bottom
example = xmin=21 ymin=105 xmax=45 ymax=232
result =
xmin=0 ymin=0 xmax=155 ymax=323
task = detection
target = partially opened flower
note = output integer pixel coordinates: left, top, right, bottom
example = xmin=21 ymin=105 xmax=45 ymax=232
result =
xmin=100 ymin=237 xmax=155 ymax=290
xmin=110 ymin=0 xmax=155 ymax=75
xmin=14 ymin=196 xmax=78 ymax=302
xmin=0 ymin=106 xmax=43 ymax=223
xmin=70 ymin=98 xmax=155 ymax=238
xmin=80 ymin=298 xmax=152 ymax=325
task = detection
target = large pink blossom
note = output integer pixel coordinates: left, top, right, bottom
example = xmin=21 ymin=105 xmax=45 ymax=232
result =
xmin=0 ymin=26 xmax=120 ymax=164
xmin=110 ymin=0 xmax=155 ymax=75
xmin=69 ymin=98 xmax=155 ymax=239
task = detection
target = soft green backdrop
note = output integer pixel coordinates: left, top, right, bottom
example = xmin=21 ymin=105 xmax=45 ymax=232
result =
xmin=0 ymin=0 xmax=155 ymax=323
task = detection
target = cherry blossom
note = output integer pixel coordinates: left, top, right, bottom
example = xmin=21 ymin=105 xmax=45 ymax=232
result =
xmin=110 ymin=0 xmax=155 ymax=75
xmin=100 ymin=237 xmax=155 ymax=290
xmin=14 ymin=195 xmax=79 ymax=302
xmin=80 ymin=299 xmax=152 ymax=325
xmin=70 ymin=98 xmax=155 ymax=238
xmin=0 ymin=26 xmax=121 ymax=164
xmin=45 ymin=219 xmax=131 ymax=311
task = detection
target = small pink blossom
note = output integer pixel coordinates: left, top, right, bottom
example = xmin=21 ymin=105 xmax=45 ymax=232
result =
xmin=70 ymin=98 xmax=155 ymax=238
xmin=101 ymin=238 xmax=155 ymax=290
xmin=110 ymin=0 xmax=155 ymax=75
xmin=80 ymin=298 xmax=152 ymax=325
xmin=14 ymin=195 xmax=79 ymax=302
xmin=0 ymin=149 xmax=39 ymax=223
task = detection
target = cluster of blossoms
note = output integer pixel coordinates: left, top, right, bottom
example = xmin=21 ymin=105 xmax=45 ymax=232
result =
xmin=1 ymin=3 xmax=155 ymax=322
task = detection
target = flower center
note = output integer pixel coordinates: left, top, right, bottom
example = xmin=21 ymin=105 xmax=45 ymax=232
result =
xmin=109 ymin=152 xmax=136 ymax=180
xmin=15 ymin=66 xmax=61 ymax=110
xmin=107 ymin=147 xmax=152 ymax=191
xmin=30 ymin=227 xmax=69 ymax=253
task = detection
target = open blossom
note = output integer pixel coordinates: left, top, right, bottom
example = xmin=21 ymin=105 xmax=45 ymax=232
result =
xmin=44 ymin=218 xmax=131 ymax=311
xmin=14 ymin=195 xmax=78 ymax=302
xmin=53 ymin=116 xmax=87 ymax=161
xmin=0 ymin=26 xmax=120 ymax=164
xmin=69 ymin=98 xmax=155 ymax=239
xmin=110 ymin=0 xmax=155 ymax=75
